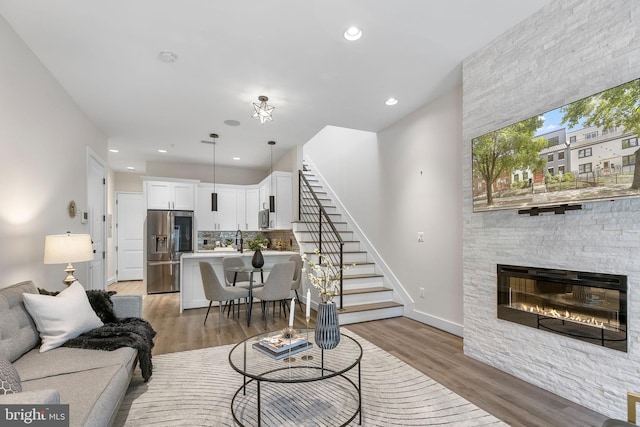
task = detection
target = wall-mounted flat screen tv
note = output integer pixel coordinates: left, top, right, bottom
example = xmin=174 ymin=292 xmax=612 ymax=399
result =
xmin=472 ymin=77 xmax=640 ymax=212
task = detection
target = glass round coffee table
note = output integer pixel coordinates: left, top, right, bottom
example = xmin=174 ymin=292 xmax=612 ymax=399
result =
xmin=228 ymin=329 xmax=362 ymax=426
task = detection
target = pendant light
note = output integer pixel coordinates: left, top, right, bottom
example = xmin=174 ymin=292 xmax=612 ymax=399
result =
xmin=268 ymin=140 xmax=276 ymax=212
xmin=210 ymin=133 xmax=218 ymax=211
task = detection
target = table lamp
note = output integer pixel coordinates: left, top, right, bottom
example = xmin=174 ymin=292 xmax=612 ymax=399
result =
xmin=44 ymin=232 xmax=94 ymax=286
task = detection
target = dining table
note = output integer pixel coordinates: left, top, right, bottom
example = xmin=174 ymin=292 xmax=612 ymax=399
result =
xmin=225 ymin=265 xmax=267 ymax=326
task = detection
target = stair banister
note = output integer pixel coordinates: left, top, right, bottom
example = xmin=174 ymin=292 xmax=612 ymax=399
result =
xmin=298 ymin=170 xmax=345 ymax=309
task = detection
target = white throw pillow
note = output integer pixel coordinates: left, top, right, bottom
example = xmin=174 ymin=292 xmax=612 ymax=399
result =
xmin=23 ymin=281 xmax=104 ymax=352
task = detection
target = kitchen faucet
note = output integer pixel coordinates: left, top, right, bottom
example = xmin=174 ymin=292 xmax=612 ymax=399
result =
xmin=235 ymin=229 xmax=243 ymax=253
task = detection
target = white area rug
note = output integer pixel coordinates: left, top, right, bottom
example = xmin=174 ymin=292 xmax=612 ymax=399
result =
xmin=114 ymin=329 xmax=506 ymax=426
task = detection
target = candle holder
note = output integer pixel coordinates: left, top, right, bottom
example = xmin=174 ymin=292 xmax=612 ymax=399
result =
xmin=281 ymin=327 xmax=297 ymax=363
xmin=301 ymin=316 xmax=313 ymax=361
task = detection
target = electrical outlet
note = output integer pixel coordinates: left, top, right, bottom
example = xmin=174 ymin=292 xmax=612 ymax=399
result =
xmin=417 ymin=232 xmax=424 ymax=242
xmin=419 ymin=287 xmax=425 ymax=298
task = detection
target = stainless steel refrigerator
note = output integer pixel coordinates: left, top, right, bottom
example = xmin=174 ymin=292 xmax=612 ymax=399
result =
xmin=146 ymin=210 xmax=194 ymax=293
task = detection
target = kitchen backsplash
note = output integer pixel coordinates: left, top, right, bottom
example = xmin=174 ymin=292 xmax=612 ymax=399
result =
xmin=198 ymin=230 xmax=299 ymax=252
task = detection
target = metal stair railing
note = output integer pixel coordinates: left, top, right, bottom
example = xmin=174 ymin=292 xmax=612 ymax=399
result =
xmin=298 ymin=170 xmax=345 ymax=309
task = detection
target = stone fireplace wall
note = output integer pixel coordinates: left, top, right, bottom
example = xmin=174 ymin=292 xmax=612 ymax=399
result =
xmin=462 ymin=0 xmax=640 ymax=419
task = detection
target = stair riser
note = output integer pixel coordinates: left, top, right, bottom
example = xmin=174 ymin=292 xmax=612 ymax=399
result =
xmin=300 ymin=241 xmax=360 ymax=252
xmin=297 ymin=231 xmax=354 ymax=241
xmin=343 ymin=264 xmax=376 ymax=276
xmin=338 ymin=306 xmax=404 ymax=325
xmin=341 ymin=290 xmax=394 ymax=306
xmin=300 ymin=204 xmax=338 ymax=214
xmin=296 ymin=213 xmax=342 ymax=222
xmin=341 ymin=276 xmax=384 ymax=287
xmin=293 ymin=222 xmax=349 ymax=232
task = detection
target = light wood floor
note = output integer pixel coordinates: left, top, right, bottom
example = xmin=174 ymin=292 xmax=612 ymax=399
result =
xmin=109 ymin=281 xmax=608 ymax=427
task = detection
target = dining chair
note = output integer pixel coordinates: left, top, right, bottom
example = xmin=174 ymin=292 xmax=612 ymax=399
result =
xmin=222 ymin=257 xmax=263 ymax=317
xmin=289 ymin=254 xmax=304 ymax=311
xmin=199 ymin=262 xmax=249 ymax=331
xmin=252 ymin=261 xmax=296 ymax=329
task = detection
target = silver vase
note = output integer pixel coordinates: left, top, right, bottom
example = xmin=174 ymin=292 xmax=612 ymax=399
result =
xmin=315 ymin=302 xmax=340 ymax=349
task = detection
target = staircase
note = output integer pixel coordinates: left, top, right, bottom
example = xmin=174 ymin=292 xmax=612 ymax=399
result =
xmin=293 ymin=164 xmax=403 ymax=325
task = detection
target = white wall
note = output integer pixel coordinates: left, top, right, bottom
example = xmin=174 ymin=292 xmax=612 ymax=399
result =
xmin=0 ymin=15 xmax=107 ymax=290
xmin=304 ymin=86 xmax=463 ymax=334
xmin=146 ymin=160 xmax=267 ymax=185
xmin=462 ymin=0 xmax=640 ymax=419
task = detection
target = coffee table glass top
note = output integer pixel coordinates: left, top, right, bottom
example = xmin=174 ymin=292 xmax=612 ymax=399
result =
xmin=228 ymin=329 xmax=362 ymax=383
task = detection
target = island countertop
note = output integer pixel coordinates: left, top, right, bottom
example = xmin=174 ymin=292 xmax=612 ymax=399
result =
xmin=180 ymin=250 xmax=298 ymax=312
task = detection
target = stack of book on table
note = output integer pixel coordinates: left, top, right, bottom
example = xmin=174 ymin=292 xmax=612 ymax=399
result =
xmin=253 ymin=333 xmax=312 ymax=360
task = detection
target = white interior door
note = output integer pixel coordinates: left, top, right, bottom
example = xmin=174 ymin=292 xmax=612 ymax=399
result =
xmin=116 ymin=192 xmax=144 ymax=280
xmin=87 ymin=148 xmax=106 ymax=290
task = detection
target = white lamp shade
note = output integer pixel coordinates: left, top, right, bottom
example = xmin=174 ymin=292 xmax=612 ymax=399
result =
xmin=44 ymin=234 xmax=94 ymax=264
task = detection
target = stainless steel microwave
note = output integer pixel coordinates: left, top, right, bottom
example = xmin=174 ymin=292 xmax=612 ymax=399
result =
xmin=259 ymin=209 xmax=270 ymax=229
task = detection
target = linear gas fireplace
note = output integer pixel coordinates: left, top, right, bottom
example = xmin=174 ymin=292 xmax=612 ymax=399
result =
xmin=497 ymin=264 xmax=627 ymax=352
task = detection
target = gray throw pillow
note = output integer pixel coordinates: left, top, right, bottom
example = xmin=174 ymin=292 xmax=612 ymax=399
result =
xmin=0 ymin=355 xmax=21 ymax=394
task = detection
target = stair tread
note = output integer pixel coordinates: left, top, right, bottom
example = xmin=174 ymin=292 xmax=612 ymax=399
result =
xmin=342 ymin=286 xmax=392 ymax=295
xmin=338 ymin=301 xmax=403 ymax=314
xmin=293 ymin=220 xmax=347 ymax=224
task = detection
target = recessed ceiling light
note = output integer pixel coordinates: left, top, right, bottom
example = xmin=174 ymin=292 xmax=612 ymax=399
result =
xmin=385 ymin=97 xmax=399 ymax=106
xmin=224 ymin=120 xmax=241 ymax=126
xmin=233 ymin=157 xmax=241 ymax=161
xmin=344 ymin=26 xmax=363 ymax=41
xmin=109 ymin=149 xmax=119 ymax=153
xmin=158 ymin=149 xmax=167 ymax=153
xmin=126 ymin=166 xmax=135 ymax=171
xmin=158 ymin=51 xmax=178 ymax=63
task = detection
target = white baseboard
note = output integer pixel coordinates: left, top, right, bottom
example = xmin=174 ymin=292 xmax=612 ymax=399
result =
xmin=406 ymin=309 xmax=464 ymax=337
xmin=107 ymin=276 xmax=117 ymax=286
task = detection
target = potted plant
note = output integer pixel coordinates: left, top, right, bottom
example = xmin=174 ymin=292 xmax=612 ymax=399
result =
xmin=302 ymin=249 xmax=353 ymax=349
xmin=248 ymin=234 xmax=269 ymax=268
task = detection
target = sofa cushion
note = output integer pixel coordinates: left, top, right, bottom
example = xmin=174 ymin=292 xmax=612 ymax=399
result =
xmin=23 ymin=282 xmax=104 ymax=352
xmin=0 ymin=281 xmax=40 ymax=362
xmin=21 ymin=364 xmax=132 ymax=427
xmin=0 ymin=355 xmax=21 ymax=394
xmin=13 ymin=346 xmax=137 ymax=382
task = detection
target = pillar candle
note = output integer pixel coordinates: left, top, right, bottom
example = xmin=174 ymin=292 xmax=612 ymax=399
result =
xmin=306 ymin=289 xmax=311 ymax=319
xmin=289 ymin=297 xmax=295 ymax=327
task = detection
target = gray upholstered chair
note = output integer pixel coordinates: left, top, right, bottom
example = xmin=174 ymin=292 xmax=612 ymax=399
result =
xmin=252 ymin=261 xmax=296 ymax=328
xmin=222 ymin=257 xmax=264 ymax=289
xmin=289 ymin=254 xmax=303 ymax=311
xmin=199 ymin=262 xmax=249 ymax=331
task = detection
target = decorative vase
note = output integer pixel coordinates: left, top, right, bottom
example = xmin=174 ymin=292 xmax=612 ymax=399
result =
xmin=251 ymin=249 xmax=264 ymax=268
xmin=315 ymin=302 xmax=340 ymax=349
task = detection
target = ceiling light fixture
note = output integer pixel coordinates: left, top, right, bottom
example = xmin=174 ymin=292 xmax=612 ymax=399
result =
xmin=385 ymin=97 xmax=399 ymax=106
xmin=252 ymin=96 xmax=275 ymax=124
xmin=233 ymin=157 xmax=240 ymax=161
xmin=158 ymin=149 xmax=167 ymax=153
xmin=344 ymin=26 xmax=363 ymax=41
xmin=126 ymin=166 xmax=135 ymax=171
xmin=268 ymin=141 xmax=276 ymax=213
xmin=158 ymin=51 xmax=178 ymax=63
xmin=109 ymin=149 xmax=119 ymax=153
xmin=224 ymin=119 xmax=241 ymax=127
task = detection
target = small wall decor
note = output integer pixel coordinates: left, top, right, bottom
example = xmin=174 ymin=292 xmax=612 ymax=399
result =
xmin=68 ymin=201 xmax=77 ymax=218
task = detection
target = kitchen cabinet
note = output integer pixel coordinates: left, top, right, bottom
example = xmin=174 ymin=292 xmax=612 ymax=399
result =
xmin=143 ymin=178 xmax=196 ymax=211
xmin=245 ymin=188 xmax=260 ymax=230
xmin=258 ymin=171 xmax=292 ymax=229
xmin=196 ymin=184 xmax=261 ymax=231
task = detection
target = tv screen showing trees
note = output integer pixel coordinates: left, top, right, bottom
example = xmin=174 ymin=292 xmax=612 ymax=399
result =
xmin=472 ymin=78 xmax=640 ymax=212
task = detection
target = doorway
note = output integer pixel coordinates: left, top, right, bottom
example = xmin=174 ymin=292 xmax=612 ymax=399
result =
xmin=87 ymin=148 xmax=106 ymax=290
xmin=116 ymin=192 xmax=144 ymax=281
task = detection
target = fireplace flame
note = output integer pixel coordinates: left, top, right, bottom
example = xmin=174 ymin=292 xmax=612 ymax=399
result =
xmin=514 ymin=303 xmax=618 ymax=331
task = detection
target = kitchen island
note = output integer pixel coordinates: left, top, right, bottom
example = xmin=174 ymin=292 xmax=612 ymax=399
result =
xmin=180 ymin=250 xmax=298 ymax=312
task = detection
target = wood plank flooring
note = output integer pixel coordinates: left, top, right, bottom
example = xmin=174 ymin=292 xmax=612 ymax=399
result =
xmin=109 ymin=281 xmax=608 ymax=427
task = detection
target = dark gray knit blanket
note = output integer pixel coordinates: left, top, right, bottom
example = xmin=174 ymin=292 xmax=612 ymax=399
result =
xmin=63 ymin=317 xmax=156 ymax=382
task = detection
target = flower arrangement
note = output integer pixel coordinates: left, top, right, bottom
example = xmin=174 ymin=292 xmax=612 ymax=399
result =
xmin=302 ymin=249 xmax=353 ymax=304
xmin=247 ymin=233 xmax=269 ymax=251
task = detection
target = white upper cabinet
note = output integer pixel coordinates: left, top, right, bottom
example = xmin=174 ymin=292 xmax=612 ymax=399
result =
xmin=245 ymin=188 xmax=260 ymax=230
xmin=144 ymin=178 xmax=197 ymax=211
xmin=258 ymin=171 xmax=293 ymax=229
